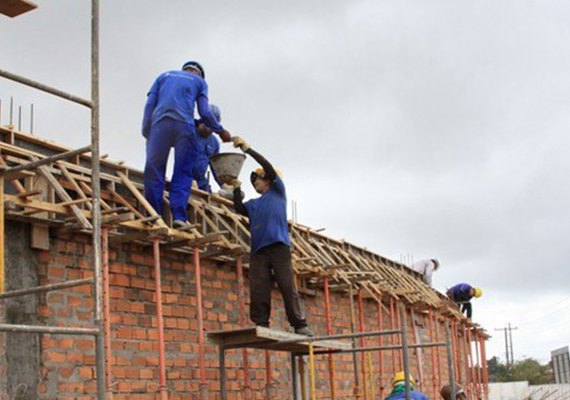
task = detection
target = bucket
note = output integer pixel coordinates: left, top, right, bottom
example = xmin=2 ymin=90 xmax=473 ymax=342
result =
xmin=209 ymin=152 xmax=247 ymax=184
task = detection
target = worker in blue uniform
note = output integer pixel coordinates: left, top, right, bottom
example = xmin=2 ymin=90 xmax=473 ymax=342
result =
xmin=193 ymin=104 xmax=222 ymax=193
xmin=142 ymin=61 xmax=231 ymax=228
xmin=446 ymin=283 xmax=483 ymax=319
xmin=385 ymin=372 xmax=429 ymax=400
xmin=229 ymin=136 xmax=313 ymax=336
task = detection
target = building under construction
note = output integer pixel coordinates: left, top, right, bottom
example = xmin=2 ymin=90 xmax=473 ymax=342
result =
xmin=0 ymin=1 xmax=489 ymax=399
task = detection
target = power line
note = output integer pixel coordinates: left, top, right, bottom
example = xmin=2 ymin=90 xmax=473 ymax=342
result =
xmin=495 ymin=323 xmax=518 ymax=365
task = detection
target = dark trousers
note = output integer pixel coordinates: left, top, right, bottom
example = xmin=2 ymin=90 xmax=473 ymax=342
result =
xmin=249 ymin=243 xmax=307 ymax=328
xmin=461 ymin=302 xmax=472 ymax=319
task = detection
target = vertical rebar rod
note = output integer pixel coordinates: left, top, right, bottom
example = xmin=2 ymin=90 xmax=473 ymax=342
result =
xmin=377 ymin=298 xmax=385 ymax=399
xmin=324 ymin=278 xmax=336 ymax=400
xmin=193 ymin=246 xmax=206 ymax=400
xmin=357 ymin=290 xmax=369 ymax=400
xmin=9 ymin=97 xmax=13 ymax=126
xmin=18 ymin=105 xmax=22 ymax=130
xmin=154 ymin=239 xmax=168 ymax=400
xmin=349 ymin=286 xmax=362 ymax=399
xmin=91 ymin=1 xmax=106 ymax=398
xmin=236 ymin=255 xmax=251 ymax=396
xmin=102 ymin=228 xmax=113 ymax=398
xmin=400 ymin=304 xmax=411 ymax=400
xmin=445 ymin=322 xmax=457 ymax=400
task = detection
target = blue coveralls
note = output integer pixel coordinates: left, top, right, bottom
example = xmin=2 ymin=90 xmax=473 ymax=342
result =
xmin=448 ymin=283 xmax=474 ymax=318
xmin=141 ymin=70 xmax=223 ymax=221
xmin=385 ymin=388 xmax=430 ymax=400
xmin=193 ymin=127 xmax=220 ymax=193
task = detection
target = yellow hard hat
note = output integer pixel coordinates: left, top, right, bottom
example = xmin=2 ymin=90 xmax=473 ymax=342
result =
xmin=391 ymin=371 xmax=415 ymax=387
xmin=474 ymin=287 xmax=483 ymax=298
xmin=252 ymin=167 xmax=283 ymax=179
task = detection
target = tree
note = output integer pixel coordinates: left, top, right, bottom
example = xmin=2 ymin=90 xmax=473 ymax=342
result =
xmin=486 ymin=357 xmax=553 ymax=384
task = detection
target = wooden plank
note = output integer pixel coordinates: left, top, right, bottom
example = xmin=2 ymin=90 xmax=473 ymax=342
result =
xmin=117 ymin=171 xmax=167 ymax=228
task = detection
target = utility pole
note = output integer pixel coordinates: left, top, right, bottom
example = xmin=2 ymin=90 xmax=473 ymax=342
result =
xmin=494 ymin=323 xmax=518 ymax=366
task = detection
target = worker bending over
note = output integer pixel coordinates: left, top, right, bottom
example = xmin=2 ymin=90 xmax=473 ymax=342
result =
xmin=230 ymin=136 xmax=313 ymax=336
xmin=193 ymin=104 xmax=222 ymax=193
xmin=411 ymin=259 xmax=440 ymax=286
xmin=446 ymin=283 xmax=482 ymax=319
xmin=142 ymin=61 xmax=231 ymax=229
xmin=385 ymin=372 xmax=429 ymax=400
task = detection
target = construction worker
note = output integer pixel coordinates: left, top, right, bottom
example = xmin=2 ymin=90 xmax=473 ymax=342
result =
xmin=410 ymin=259 xmax=440 ymax=285
xmin=385 ymin=372 xmax=429 ymax=400
xmin=440 ymin=383 xmax=467 ymax=400
xmin=229 ymin=136 xmax=313 ymax=336
xmin=193 ymin=104 xmax=222 ymax=193
xmin=142 ymin=61 xmax=231 ymax=229
xmin=446 ymin=283 xmax=482 ymax=319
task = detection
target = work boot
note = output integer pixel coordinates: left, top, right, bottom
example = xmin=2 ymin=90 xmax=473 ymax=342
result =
xmin=173 ymin=220 xmax=192 ymax=231
xmin=294 ymin=326 xmax=314 ymax=337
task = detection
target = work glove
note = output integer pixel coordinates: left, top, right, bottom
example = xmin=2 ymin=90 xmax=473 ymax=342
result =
xmin=218 ymin=129 xmax=232 ymax=143
xmin=232 ymin=136 xmax=250 ymax=152
xmin=226 ymin=178 xmax=242 ymax=189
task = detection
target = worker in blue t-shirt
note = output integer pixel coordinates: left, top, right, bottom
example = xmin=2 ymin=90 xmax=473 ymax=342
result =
xmin=193 ymin=104 xmax=222 ymax=193
xmin=446 ymin=283 xmax=483 ymax=319
xmin=385 ymin=372 xmax=429 ymax=400
xmin=141 ymin=61 xmax=232 ymax=229
xmin=229 ymin=136 xmax=313 ymax=336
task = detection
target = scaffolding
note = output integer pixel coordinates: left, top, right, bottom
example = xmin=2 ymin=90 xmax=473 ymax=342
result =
xmin=0 ymin=2 xmax=490 ymax=399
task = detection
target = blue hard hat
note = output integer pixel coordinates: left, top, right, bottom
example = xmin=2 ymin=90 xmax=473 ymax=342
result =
xmin=182 ymin=61 xmax=205 ymax=78
xmin=209 ymin=104 xmax=221 ymax=122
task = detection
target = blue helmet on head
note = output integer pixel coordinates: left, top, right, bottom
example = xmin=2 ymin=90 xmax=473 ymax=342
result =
xmin=182 ymin=61 xmax=205 ymax=78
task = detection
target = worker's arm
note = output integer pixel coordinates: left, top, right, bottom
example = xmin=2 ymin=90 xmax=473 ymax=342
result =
xmin=232 ymin=187 xmax=248 ymax=216
xmin=141 ymin=92 xmax=157 ymax=139
xmin=246 ymin=148 xmax=277 ymax=182
xmin=196 ymin=95 xmax=231 ymax=142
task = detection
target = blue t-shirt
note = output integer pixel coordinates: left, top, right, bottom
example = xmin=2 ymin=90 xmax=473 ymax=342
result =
xmin=449 ymin=283 xmax=473 ymax=302
xmin=148 ymin=70 xmax=208 ymax=126
xmin=244 ymin=176 xmax=291 ymax=254
xmin=386 ymin=390 xmax=429 ymax=400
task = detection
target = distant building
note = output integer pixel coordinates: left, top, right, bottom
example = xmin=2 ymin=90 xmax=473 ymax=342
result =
xmin=551 ymin=346 xmax=570 ymax=384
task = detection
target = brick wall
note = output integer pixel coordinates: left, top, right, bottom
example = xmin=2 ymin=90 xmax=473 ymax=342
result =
xmin=1 ymin=224 xmax=463 ymax=399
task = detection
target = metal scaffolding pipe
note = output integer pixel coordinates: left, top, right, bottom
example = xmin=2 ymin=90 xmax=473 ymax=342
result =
xmin=445 ymin=323 xmax=457 ymax=400
xmin=400 ymin=305 xmax=412 ymax=400
xmin=154 ymin=239 xmax=168 ymax=400
xmin=324 ymin=278 xmax=336 ymax=399
xmin=91 ymin=1 xmax=106 ymax=398
xmin=0 ymin=68 xmax=92 ymax=108
xmin=0 ymin=324 xmax=98 ymax=334
xmin=377 ymin=298 xmax=385 ymax=399
xmin=0 ymin=277 xmax=93 ymax=300
xmin=434 ymin=312 xmax=442 ymax=392
xmin=235 ymin=255 xmax=251 ymax=396
xmin=193 ymin=246 xmax=206 ymax=400
xmin=357 ymin=290 xmax=369 ymax=400
xmin=428 ymin=310 xmax=438 ymax=400
xmin=102 ymin=228 xmax=113 ymax=398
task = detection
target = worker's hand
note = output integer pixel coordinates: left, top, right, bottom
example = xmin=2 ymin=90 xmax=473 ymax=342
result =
xmin=232 ymin=136 xmax=250 ymax=152
xmin=227 ymin=178 xmax=242 ymax=189
xmin=218 ymin=129 xmax=232 ymax=143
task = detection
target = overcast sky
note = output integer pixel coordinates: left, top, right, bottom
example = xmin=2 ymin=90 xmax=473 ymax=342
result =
xmin=1 ymin=0 xmax=569 ymax=363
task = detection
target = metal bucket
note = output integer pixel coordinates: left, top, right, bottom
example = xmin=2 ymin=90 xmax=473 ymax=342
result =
xmin=209 ymin=152 xmax=247 ymax=184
